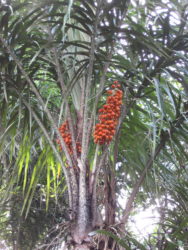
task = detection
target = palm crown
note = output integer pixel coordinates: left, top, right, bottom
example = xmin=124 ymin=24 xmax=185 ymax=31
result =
xmin=0 ymin=0 xmax=188 ymax=249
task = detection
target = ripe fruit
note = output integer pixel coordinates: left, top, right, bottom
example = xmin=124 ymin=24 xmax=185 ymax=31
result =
xmin=94 ymin=81 xmax=123 ymax=145
xmin=57 ymin=121 xmax=81 ymax=155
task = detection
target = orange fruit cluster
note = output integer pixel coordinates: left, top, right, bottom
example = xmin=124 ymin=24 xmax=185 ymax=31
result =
xmin=57 ymin=121 xmax=81 ymax=154
xmin=94 ymin=81 xmax=123 ymax=145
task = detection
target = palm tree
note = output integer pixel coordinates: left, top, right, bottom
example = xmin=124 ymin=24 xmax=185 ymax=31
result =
xmin=0 ymin=0 xmax=188 ymax=249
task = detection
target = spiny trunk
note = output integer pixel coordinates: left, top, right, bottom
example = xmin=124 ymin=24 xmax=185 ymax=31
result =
xmin=70 ymin=177 xmax=102 ymax=247
xmin=70 ymin=242 xmax=94 ymax=250
xmin=104 ymin=164 xmax=116 ymax=225
xmin=67 ymin=235 xmax=120 ymax=250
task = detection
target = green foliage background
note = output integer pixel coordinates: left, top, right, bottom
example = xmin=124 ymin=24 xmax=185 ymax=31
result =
xmin=0 ymin=0 xmax=188 ymax=249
